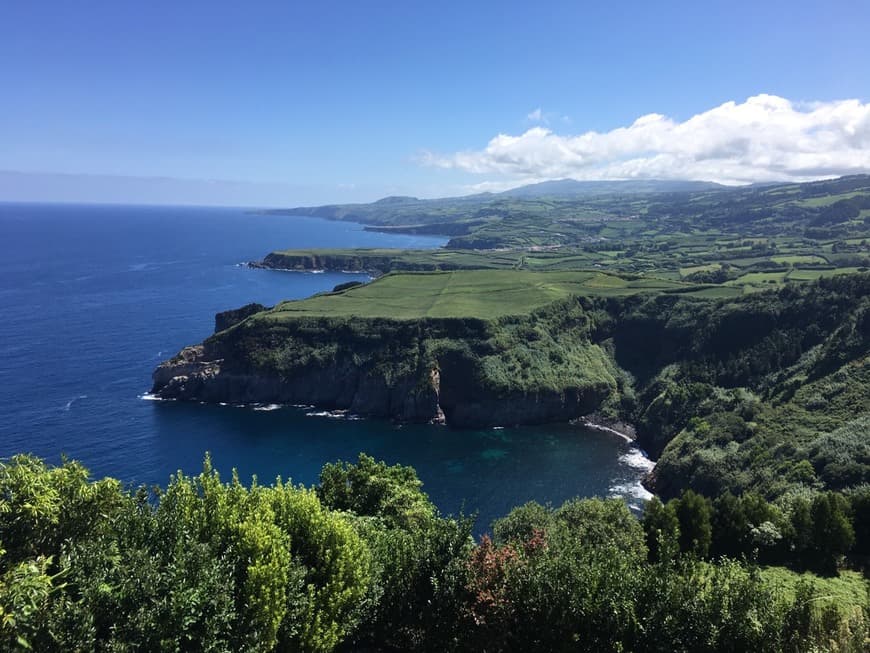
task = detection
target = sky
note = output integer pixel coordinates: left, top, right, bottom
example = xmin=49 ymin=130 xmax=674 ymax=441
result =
xmin=1 ymin=0 xmax=870 ymax=206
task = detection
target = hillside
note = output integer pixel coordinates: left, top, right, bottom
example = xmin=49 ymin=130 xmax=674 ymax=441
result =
xmin=263 ymin=178 xmax=729 ymax=228
xmin=257 ymin=175 xmax=870 ymax=289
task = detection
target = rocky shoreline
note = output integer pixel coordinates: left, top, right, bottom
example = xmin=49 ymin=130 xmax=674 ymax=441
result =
xmin=150 ymin=345 xmax=658 ymax=491
xmin=574 ymin=414 xmax=638 ymax=442
xmin=150 ymin=345 xmax=608 ymax=429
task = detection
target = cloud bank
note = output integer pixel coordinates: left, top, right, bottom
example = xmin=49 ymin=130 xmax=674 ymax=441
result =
xmin=425 ymin=95 xmax=870 ymax=186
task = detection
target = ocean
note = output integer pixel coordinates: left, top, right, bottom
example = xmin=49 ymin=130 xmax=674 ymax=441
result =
xmin=0 ymin=202 xmax=651 ymax=531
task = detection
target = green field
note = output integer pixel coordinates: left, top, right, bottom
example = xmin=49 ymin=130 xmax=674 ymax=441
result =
xmin=261 ymin=270 xmax=732 ymax=320
xmin=254 ymin=176 xmax=870 ymax=328
xmin=265 ymin=176 xmax=870 ymax=256
xmin=679 ymin=263 xmax=721 ymax=277
xmin=770 ymin=254 xmax=828 ymax=265
xmin=266 ymin=247 xmax=523 ymax=270
xmin=727 ymin=271 xmax=790 ymax=286
xmin=785 ymin=266 xmax=865 ymax=281
xmin=794 ymin=190 xmax=870 ymax=207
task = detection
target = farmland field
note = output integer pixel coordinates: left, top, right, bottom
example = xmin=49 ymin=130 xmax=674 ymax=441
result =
xmin=261 ymin=270 xmax=732 ymax=321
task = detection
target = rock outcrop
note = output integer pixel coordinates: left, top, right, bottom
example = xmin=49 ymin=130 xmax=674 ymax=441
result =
xmin=152 ymin=343 xmax=446 ymax=422
xmin=214 ymin=303 xmax=268 ymax=333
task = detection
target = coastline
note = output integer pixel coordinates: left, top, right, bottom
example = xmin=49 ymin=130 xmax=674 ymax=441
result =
xmin=247 ymin=260 xmax=385 ymax=278
xmin=575 ymin=414 xmax=638 ymax=444
xmin=576 ymin=415 xmax=657 ymax=502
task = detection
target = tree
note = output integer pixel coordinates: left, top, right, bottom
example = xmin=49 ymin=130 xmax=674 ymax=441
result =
xmin=810 ymin=492 xmax=855 ymax=574
xmin=641 ymin=497 xmax=680 ymax=563
xmin=317 ymin=454 xmax=471 ymax=651
xmin=673 ymin=490 xmax=712 ymax=558
xmin=711 ymin=492 xmax=748 ymax=558
xmin=846 ymin=486 xmax=870 ymax=556
xmin=317 ymin=454 xmax=435 ymax=530
xmin=553 ymin=498 xmax=646 ymax=561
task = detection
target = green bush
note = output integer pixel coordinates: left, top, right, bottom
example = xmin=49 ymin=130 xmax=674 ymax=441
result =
xmin=1 ymin=455 xmax=866 ymax=651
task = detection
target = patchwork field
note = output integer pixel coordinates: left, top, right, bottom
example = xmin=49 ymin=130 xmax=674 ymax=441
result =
xmin=261 ymin=270 xmax=733 ymax=320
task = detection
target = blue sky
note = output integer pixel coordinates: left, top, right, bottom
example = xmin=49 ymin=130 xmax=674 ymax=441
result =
xmin=2 ymin=0 xmax=870 ymax=205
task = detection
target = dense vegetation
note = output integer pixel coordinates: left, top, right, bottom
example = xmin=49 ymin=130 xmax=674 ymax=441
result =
xmin=599 ymin=272 xmax=870 ymax=499
xmin=1 ymin=454 xmax=866 ymax=652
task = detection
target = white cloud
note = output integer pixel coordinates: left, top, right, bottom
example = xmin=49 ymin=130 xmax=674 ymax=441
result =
xmin=526 ymin=107 xmax=544 ymax=122
xmin=463 ymin=178 xmax=546 ymax=194
xmin=425 ymin=94 xmax=870 ymax=186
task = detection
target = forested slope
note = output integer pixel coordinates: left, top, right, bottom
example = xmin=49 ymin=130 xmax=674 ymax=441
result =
xmin=595 ymin=272 xmax=869 ymax=498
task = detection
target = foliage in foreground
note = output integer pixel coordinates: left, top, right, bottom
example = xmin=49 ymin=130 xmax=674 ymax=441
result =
xmin=0 ymin=454 xmax=867 ymax=652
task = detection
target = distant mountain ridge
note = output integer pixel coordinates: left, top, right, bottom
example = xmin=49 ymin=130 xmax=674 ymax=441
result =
xmin=497 ymin=178 xmax=726 ymax=198
xmin=263 ymin=174 xmax=870 ymax=249
xmin=278 ymin=178 xmax=728 ymax=212
xmin=263 ymin=178 xmax=733 ymax=229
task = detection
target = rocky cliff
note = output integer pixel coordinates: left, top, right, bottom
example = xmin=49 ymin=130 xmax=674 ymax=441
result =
xmin=153 ymin=342 xmax=445 ymax=422
xmin=151 ymin=305 xmax=617 ymax=427
xmin=253 ymin=251 xmax=390 ymax=273
xmin=251 ymin=250 xmax=497 ymax=275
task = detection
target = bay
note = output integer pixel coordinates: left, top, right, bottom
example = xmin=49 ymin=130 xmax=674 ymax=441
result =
xmin=0 ymin=202 xmax=651 ymax=531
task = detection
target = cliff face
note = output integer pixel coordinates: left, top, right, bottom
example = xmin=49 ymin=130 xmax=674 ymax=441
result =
xmin=152 ymin=345 xmax=607 ymax=427
xmin=151 ymin=306 xmax=617 ymax=428
xmin=253 ymin=251 xmax=493 ymax=275
xmin=153 ymin=345 xmax=443 ymax=421
xmin=255 ymin=252 xmax=390 ymax=273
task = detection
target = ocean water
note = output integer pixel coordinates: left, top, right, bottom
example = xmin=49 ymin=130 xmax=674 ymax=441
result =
xmin=0 ymin=202 xmax=651 ymax=531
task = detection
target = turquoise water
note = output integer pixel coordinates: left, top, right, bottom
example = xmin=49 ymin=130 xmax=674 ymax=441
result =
xmin=0 ymin=202 xmax=651 ymax=531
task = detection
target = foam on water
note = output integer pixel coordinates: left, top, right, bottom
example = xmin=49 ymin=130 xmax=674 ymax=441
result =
xmin=304 ymin=409 xmax=363 ymax=420
xmin=619 ymin=447 xmax=656 ymax=472
xmin=139 ymin=392 xmax=172 ymax=401
xmin=609 ymin=480 xmax=654 ymax=511
xmin=62 ymin=395 xmax=88 ymax=411
xmin=306 ymin=410 xmax=341 ymax=418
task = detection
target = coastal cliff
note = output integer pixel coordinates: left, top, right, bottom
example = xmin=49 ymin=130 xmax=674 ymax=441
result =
xmin=151 ymin=271 xmax=870 ymax=500
xmin=152 ymin=307 xmax=616 ymax=427
xmin=253 ymin=251 xmax=394 ymax=274
xmin=250 ymin=248 xmax=517 ymax=275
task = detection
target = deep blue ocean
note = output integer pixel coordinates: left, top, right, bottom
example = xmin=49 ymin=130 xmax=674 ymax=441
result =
xmin=0 ymin=202 xmax=651 ymax=531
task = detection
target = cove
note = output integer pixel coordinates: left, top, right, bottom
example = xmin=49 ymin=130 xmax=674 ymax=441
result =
xmin=0 ymin=202 xmax=650 ymax=532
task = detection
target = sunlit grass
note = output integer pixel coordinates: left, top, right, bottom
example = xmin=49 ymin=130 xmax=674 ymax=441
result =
xmin=261 ymin=270 xmax=724 ymax=320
